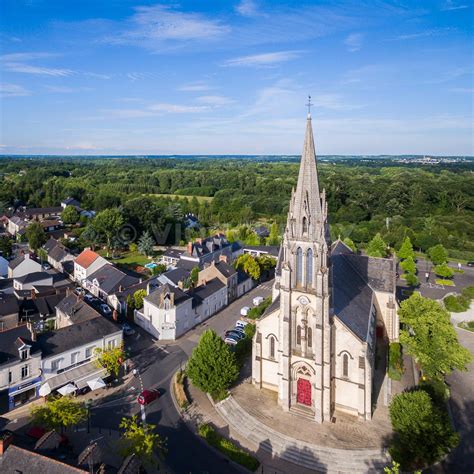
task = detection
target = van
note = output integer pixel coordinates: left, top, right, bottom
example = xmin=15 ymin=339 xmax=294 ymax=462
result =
xmin=253 ymin=296 xmax=264 ymax=306
xmin=240 ymin=306 xmax=250 ymax=316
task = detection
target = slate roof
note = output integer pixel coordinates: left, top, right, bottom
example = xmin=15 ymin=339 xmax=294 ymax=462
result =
xmin=22 ymin=206 xmax=63 ymax=216
xmin=192 ymin=278 xmax=226 ymax=304
xmin=162 ymin=248 xmax=184 ymax=259
xmin=175 ymin=259 xmax=199 ymax=271
xmin=261 ymin=295 xmax=280 ymax=319
xmin=0 ymin=278 xmax=13 ymax=292
xmin=0 ymin=293 xmax=19 ymax=317
xmin=48 ymin=243 xmax=71 ymax=262
xmin=237 ymin=269 xmax=251 ymax=284
xmin=162 ymin=267 xmax=191 ymax=286
xmin=62 ymin=197 xmax=81 ymax=208
xmin=8 ymin=253 xmax=38 ymax=270
xmin=0 ymin=325 xmax=40 ymax=364
xmin=44 ymin=237 xmax=59 ymax=253
xmin=21 ymin=291 xmax=66 ymax=317
xmin=55 ymin=293 xmax=101 ymax=324
xmin=243 ymin=245 xmax=280 ymax=257
xmin=37 ymin=317 xmax=120 ymax=357
xmin=75 ymin=249 xmax=101 ymax=269
xmin=146 ymin=283 xmax=191 ymax=308
xmin=15 ymin=272 xmax=52 ymax=285
xmin=88 ymin=264 xmax=139 ymax=295
xmin=0 ymin=444 xmax=86 ymax=474
xmin=213 ymin=260 xmax=237 ymax=278
xmin=185 ymin=234 xmax=230 ymax=258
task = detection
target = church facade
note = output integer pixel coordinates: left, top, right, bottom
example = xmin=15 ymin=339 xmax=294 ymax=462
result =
xmin=252 ymin=113 xmax=398 ymax=422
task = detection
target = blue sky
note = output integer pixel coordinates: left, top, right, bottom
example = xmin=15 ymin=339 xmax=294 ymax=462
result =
xmin=0 ymin=0 xmax=472 ymax=155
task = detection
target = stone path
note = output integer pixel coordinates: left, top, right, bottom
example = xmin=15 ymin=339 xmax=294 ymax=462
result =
xmin=215 ymin=394 xmax=390 ymax=473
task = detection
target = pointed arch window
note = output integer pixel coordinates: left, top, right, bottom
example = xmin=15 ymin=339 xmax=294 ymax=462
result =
xmin=302 ymin=216 xmax=308 ymax=234
xmin=307 ymin=327 xmax=312 ymax=348
xmin=343 ymin=354 xmax=349 ymax=378
xmin=306 ymin=248 xmax=313 ymax=286
xmin=297 ymin=325 xmax=302 ymax=345
xmin=269 ymin=337 xmax=275 ymax=359
xmin=296 ymin=247 xmax=303 ymax=285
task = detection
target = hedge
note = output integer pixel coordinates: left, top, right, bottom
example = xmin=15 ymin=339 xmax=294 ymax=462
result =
xmin=388 ymin=342 xmax=404 ymax=381
xmin=444 ymin=295 xmax=471 ymax=313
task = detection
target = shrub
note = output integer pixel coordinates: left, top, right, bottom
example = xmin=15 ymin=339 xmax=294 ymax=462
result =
xmin=198 ymin=423 xmax=260 ymax=471
xmin=400 ymin=257 xmax=416 ymax=275
xmin=434 ymin=263 xmax=454 ymax=279
xmin=247 ymin=297 xmax=272 ymax=320
xmin=404 ymin=272 xmax=419 ymax=287
xmin=388 ymin=342 xmax=404 ymax=381
xmin=461 ymin=285 xmax=474 ymax=300
xmin=443 ymin=295 xmax=470 ymax=313
xmin=174 ymin=371 xmax=189 ymax=410
xmin=428 ymin=244 xmax=448 ymax=265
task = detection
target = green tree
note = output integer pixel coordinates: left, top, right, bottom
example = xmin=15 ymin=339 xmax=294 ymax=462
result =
xmin=400 ymin=256 xmax=416 ymax=274
xmin=234 ymin=253 xmax=261 ymax=280
xmin=0 ymin=236 xmax=13 ymax=257
xmin=256 ymin=254 xmax=277 ymax=273
xmin=266 ymin=222 xmax=281 ymax=245
xmin=133 ymin=289 xmax=147 ymax=309
xmin=151 ymin=263 xmax=167 ymax=276
xmin=80 ymin=224 xmax=101 ymax=251
xmin=428 ymin=244 xmax=448 ymax=265
xmin=434 ymin=263 xmax=454 ymax=279
xmin=94 ymin=345 xmax=125 ymax=378
xmin=30 ymin=396 xmax=87 ymax=430
xmin=92 ymin=208 xmax=124 ymax=256
xmin=25 ymin=221 xmax=46 ymax=251
xmin=342 ymin=237 xmax=357 ymax=252
xmin=190 ymin=266 xmax=200 ymax=284
xmin=404 ymin=272 xmax=419 ymax=287
xmin=397 ymin=236 xmax=415 ymax=260
xmin=118 ymin=416 xmax=166 ymax=469
xmin=187 ymin=329 xmax=239 ymax=398
xmin=137 ymin=230 xmax=155 ymax=257
xmin=365 ymin=233 xmax=388 ymax=258
xmin=399 ymin=293 xmax=472 ymax=379
xmin=389 ymin=389 xmax=458 ymax=470
xmin=61 ymin=205 xmax=80 ymax=225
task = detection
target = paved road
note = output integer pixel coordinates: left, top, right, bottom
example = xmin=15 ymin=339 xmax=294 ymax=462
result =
xmin=91 ymin=280 xmax=274 ymax=473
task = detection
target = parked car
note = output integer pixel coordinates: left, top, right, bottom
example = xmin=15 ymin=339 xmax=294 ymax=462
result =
xmin=225 ymin=330 xmax=245 ymax=340
xmin=253 ymin=296 xmax=264 ymax=306
xmin=235 ymin=320 xmax=249 ymax=330
xmin=240 ymin=306 xmax=250 ymax=316
xmin=100 ymin=304 xmax=112 ymax=316
xmin=467 ymin=261 xmax=474 ymax=267
xmin=122 ymin=323 xmax=135 ymax=336
xmin=42 ymin=263 xmax=51 ymax=270
xmin=137 ymin=389 xmax=160 ymax=405
xmin=84 ymin=293 xmax=94 ymax=302
xmin=75 ymin=287 xmax=85 ymax=295
xmin=224 ymin=336 xmax=239 ymax=346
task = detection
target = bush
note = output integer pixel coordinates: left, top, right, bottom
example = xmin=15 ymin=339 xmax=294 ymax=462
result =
xmin=458 ymin=321 xmax=474 ymax=332
xmin=444 ymin=295 xmax=471 ymax=313
xmin=400 ymin=257 xmax=416 ymax=274
xmin=247 ymin=297 xmax=272 ymax=320
xmin=434 ymin=263 xmax=454 ymax=279
xmin=428 ymin=244 xmax=448 ymax=265
xmin=461 ymin=286 xmax=474 ymax=299
xmin=234 ymin=323 xmax=257 ymax=366
xmin=174 ymin=371 xmax=189 ymax=410
xmin=404 ymin=272 xmax=419 ymax=287
xmin=388 ymin=343 xmax=404 ymax=381
xmin=198 ymin=423 xmax=260 ymax=471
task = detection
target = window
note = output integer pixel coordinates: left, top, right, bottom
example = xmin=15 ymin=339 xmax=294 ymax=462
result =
xmin=85 ymin=346 xmax=95 ymax=359
xmin=21 ymin=365 xmax=29 ymax=379
xmin=8 ymin=371 xmax=12 ymax=384
xmin=107 ymin=340 xmax=116 ymax=350
xmin=306 ymin=248 xmax=313 ymax=286
xmin=21 ymin=349 xmax=28 ymax=360
xmin=343 ymin=354 xmax=349 ymax=378
xmin=51 ymin=359 xmax=61 ymax=372
xmin=302 ymin=216 xmax=308 ymax=234
xmin=296 ymin=325 xmax=302 ymax=345
xmin=71 ymin=352 xmax=80 ymax=365
xmin=270 ymin=337 xmax=275 ymax=359
xmin=307 ymin=327 xmax=312 ymax=348
xmin=296 ymin=247 xmax=303 ymax=285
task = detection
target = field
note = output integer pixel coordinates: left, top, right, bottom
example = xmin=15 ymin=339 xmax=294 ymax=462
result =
xmin=146 ymin=193 xmax=213 ymax=203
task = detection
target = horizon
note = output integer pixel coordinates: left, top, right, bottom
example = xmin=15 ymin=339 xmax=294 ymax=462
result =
xmin=1 ymin=0 xmax=473 ymax=155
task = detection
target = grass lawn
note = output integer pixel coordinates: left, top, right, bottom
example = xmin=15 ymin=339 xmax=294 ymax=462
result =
xmin=436 ymin=279 xmax=455 ymax=286
xmin=145 ymin=193 xmax=213 ymax=203
xmin=98 ymin=250 xmax=151 ymax=267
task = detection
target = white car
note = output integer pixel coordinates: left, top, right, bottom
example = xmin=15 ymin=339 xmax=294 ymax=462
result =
xmin=240 ymin=306 xmax=250 ymax=316
xmin=253 ymin=296 xmax=264 ymax=306
xmin=235 ymin=320 xmax=249 ymax=330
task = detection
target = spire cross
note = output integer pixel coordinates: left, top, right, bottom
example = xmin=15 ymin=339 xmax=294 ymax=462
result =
xmin=306 ymin=94 xmax=313 ymax=115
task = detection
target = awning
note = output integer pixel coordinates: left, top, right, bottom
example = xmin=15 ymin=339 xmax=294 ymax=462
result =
xmin=40 ymin=361 xmax=108 ymax=392
xmin=57 ymin=383 xmax=76 ymax=396
xmin=39 ymin=383 xmax=51 ymax=397
xmin=87 ymin=377 xmax=106 ymax=391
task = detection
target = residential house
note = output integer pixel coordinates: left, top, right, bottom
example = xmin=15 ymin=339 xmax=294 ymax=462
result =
xmin=0 ymin=279 xmax=13 ymax=295
xmin=158 ymin=267 xmax=191 ymax=289
xmin=37 ymin=317 xmax=123 ymax=396
xmin=0 ymin=324 xmax=42 ymax=413
xmin=192 ymin=278 xmax=227 ymax=322
xmin=254 ymin=225 xmax=269 ymax=239
xmin=180 ymin=234 xmax=234 ymax=267
xmin=19 ymin=290 xmax=66 ymax=331
xmin=44 ymin=239 xmax=74 ymax=272
xmin=0 ymin=294 xmax=19 ymax=331
xmin=159 ymin=248 xmax=184 ymax=268
xmin=8 ymin=253 xmax=42 ymax=278
xmin=0 ymin=256 xmax=8 ymax=279
xmin=55 ymin=292 xmax=101 ymax=329
xmin=73 ymin=249 xmax=108 ymax=284
xmin=237 ymin=269 xmax=253 ymax=297
xmin=61 ymin=197 xmax=81 ymax=209
xmin=40 ymin=219 xmax=61 ymax=233
xmin=242 ymin=245 xmax=280 ymax=258
xmin=19 ymin=206 xmax=63 ymax=221
xmin=198 ymin=259 xmax=238 ymax=302
xmin=7 ymin=216 xmax=28 ymax=236
xmin=13 ymin=272 xmax=53 ymax=291
xmin=184 ymin=213 xmax=200 ymax=229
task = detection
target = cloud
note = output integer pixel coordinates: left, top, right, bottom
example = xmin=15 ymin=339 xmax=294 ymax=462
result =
xmin=312 ymin=93 xmax=366 ymax=111
xmin=235 ymin=0 xmax=259 ymax=16
xmin=0 ymin=52 xmax=57 ymax=61
xmin=148 ymin=103 xmax=209 ymax=113
xmin=4 ymin=62 xmax=74 ymax=76
xmin=441 ymin=1 xmax=469 ymax=10
xmin=195 ymin=95 xmax=235 ymax=106
xmin=223 ymin=50 xmax=302 ymax=67
xmin=394 ymin=27 xmax=454 ymax=40
xmin=44 ymin=85 xmax=92 ymax=93
xmin=0 ymin=83 xmax=31 ymax=97
xmin=344 ymin=33 xmax=363 ymax=52
xmin=179 ymin=82 xmax=212 ymax=92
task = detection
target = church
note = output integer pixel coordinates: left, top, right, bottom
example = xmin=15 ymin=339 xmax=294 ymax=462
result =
xmin=252 ymin=111 xmax=399 ymax=422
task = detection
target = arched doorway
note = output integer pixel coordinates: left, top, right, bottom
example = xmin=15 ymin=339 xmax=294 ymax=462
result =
xmin=297 ymin=378 xmax=312 ymax=406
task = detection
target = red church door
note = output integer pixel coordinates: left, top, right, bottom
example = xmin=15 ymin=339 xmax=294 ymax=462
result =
xmin=297 ymin=378 xmax=312 ymax=406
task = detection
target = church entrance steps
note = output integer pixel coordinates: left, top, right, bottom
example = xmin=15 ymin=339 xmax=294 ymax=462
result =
xmin=290 ymin=404 xmax=315 ymax=419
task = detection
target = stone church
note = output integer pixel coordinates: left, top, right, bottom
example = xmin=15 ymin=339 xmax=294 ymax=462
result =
xmin=252 ymin=113 xmax=398 ymax=422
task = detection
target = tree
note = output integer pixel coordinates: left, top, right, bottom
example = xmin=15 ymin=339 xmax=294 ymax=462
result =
xmin=30 ymin=396 xmax=87 ymax=430
xmin=25 ymin=221 xmax=46 ymax=251
xmin=342 ymin=237 xmax=357 ymax=252
xmin=365 ymin=233 xmax=388 ymax=258
xmin=80 ymin=224 xmax=101 ymax=251
xmin=94 ymin=345 xmax=125 ymax=378
xmin=404 ymin=272 xmax=419 ymax=287
xmin=187 ymin=329 xmax=239 ymax=397
xmin=266 ymin=222 xmax=281 ymax=245
xmin=61 ymin=205 xmax=79 ymax=225
xmin=92 ymin=208 xmax=124 ymax=256
xmin=234 ymin=253 xmax=261 ymax=280
xmin=133 ymin=289 xmax=147 ymax=309
xmin=118 ymin=416 xmax=166 ymax=469
xmin=0 ymin=236 xmax=13 ymax=257
xmin=399 ymin=293 xmax=472 ymax=379
xmin=137 ymin=230 xmax=155 ymax=257
xmin=428 ymin=244 xmax=448 ymax=265
xmin=397 ymin=236 xmax=415 ymax=260
xmin=190 ymin=266 xmax=199 ymax=284
xmin=434 ymin=263 xmax=454 ymax=279
xmin=389 ymin=389 xmax=458 ymax=470
xmin=256 ymin=255 xmax=277 ymax=272
xmin=151 ymin=263 xmax=167 ymax=276
xmin=400 ymin=256 xmax=416 ymax=274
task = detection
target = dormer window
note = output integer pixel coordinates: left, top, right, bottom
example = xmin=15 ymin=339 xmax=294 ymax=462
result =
xmin=21 ymin=349 xmax=29 ymax=360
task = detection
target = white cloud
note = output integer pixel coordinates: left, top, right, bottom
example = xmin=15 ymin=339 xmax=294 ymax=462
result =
xmin=236 ymin=0 xmax=259 ymax=16
xmin=441 ymin=1 xmax=469 ymax=10
xmin=44 ymin=85 xmax=92 ymax=93
xmin=344 ymin=33 xmax=363 ymax=52
xmin=394 ymin=27 xmax=454 ymax=40
xmin=0 ymin=83 xmax=31 ymax=97
xmin=312 ymin=93 xmax=366 ymax=111
xmin=179 ymin=82 xmax=212 ymax=92
xmin=195 ymin=95 xmax=234 ymax=106
xmin=0 ymin=52 xmax=57 ymax=61
xmin=4 ymin=62 xmax=74 ymax=76
xmin=223 ymin=51 xmax=302 ymax=67
xmin=148 ymin=103 xmax=209 ymax=113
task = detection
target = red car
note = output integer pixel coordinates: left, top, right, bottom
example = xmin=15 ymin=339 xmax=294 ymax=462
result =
xmin=137 ymin=389 xmax=160 ymax=405
xmin=27 ymin=426 xmax=69 ymax=445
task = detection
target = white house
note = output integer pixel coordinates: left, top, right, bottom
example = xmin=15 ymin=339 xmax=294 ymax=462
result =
xmin=8 ymin=253 xmax=42 ymax=279
xmin=37 ymin=317 xmax=123 ymax=396
xmin=0 ymin=256 xmax=8 ymax=279
xmin=13 ymin=272 xmax=53 ymax=291
xmin=73 ymin=249 xmax=108 ymax=284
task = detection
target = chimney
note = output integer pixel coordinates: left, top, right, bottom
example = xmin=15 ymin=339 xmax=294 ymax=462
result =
xmin=66 ymin=287 xmax=72 ymax=297
xmin=187 ymin=241 xmax=193 ymax=254
xmin=219 ymin=255 xmax=228 ymax=264
xmin=0 ymin=432 xmax=13 ymax=455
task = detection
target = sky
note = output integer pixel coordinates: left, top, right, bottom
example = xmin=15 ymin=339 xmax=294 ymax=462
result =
xmin=0 ymin=0 xmax=472 ymax=156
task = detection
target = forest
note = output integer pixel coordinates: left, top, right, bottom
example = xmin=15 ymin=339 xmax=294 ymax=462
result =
xmin=0 ymin=156 xmax=473 ymax=260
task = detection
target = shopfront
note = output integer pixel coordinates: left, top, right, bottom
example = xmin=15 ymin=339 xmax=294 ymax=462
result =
xmin=8 ymin=376 xmax=42 ymax=411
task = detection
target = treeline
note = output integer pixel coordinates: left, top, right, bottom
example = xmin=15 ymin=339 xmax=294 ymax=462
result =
xmin=0 ymin=157 xmax=473 ymax=258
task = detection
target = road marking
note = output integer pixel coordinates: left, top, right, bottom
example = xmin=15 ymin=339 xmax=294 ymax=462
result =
xmin=140 ymin=404 xmax=146 ymax=424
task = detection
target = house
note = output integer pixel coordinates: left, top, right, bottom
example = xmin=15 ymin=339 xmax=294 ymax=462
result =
xmin=19 ymin=206 xmax=63 ymax=221
xmin=0 ymin=256 xmax=8 ymax=279
xmin=184 ymin=213 xmax=200 ymax=229
xmin=0 ymin=278 xmax=13 ymax=295
xmin=191 ymin=278 xmax=227 ymax=322
xmin=7 ymin=216 xmax=28 ymax=236
xmin=242 ymin=245 xmax=280 ymax=258
xmin=158 ymin=267 xmax=191 ymax=289
xmin=0 ymin=324 xmax=42 ymax=413
xmin=159 ymin=248 xmax=184 ymax=268
xmin=19 ymin=290 xmax=66 ymax=331
xmin=198 ymin=259 xmax=238 ymax=302
xmin=61 ymin=197 xmax=81 ymax=209
xmin=73 ymin=249 xmax=108 ymax=284
xmin=180 ymin=234 xmax=234 ymax=266
xmin=0 ymin=294 xmax=19 ymax=331
xmin=40 ymin=219 xmax=61 ymax=233
xmin=55 ymin=292 xmax=101 ymax=329
xmin=37 ymin=317 xmax=123 ymax=397
xmin=13 ymin=272 xmax=53 ymax=291
xmin=237 ymin=269 xmax=253 ymax=297
xmin=8 ymin=253 xmax=42 ymax=278
xmin=108 ymin=279 xmax=151 ymax=316
xmin=254 ymin=225 xmax=269 ymax=239
xmin=44 ymin=239 xmax=74 ymax=272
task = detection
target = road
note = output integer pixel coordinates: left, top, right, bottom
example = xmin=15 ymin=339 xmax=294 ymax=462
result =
xmin=91 ymin=280 xmax=274 ymax=474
